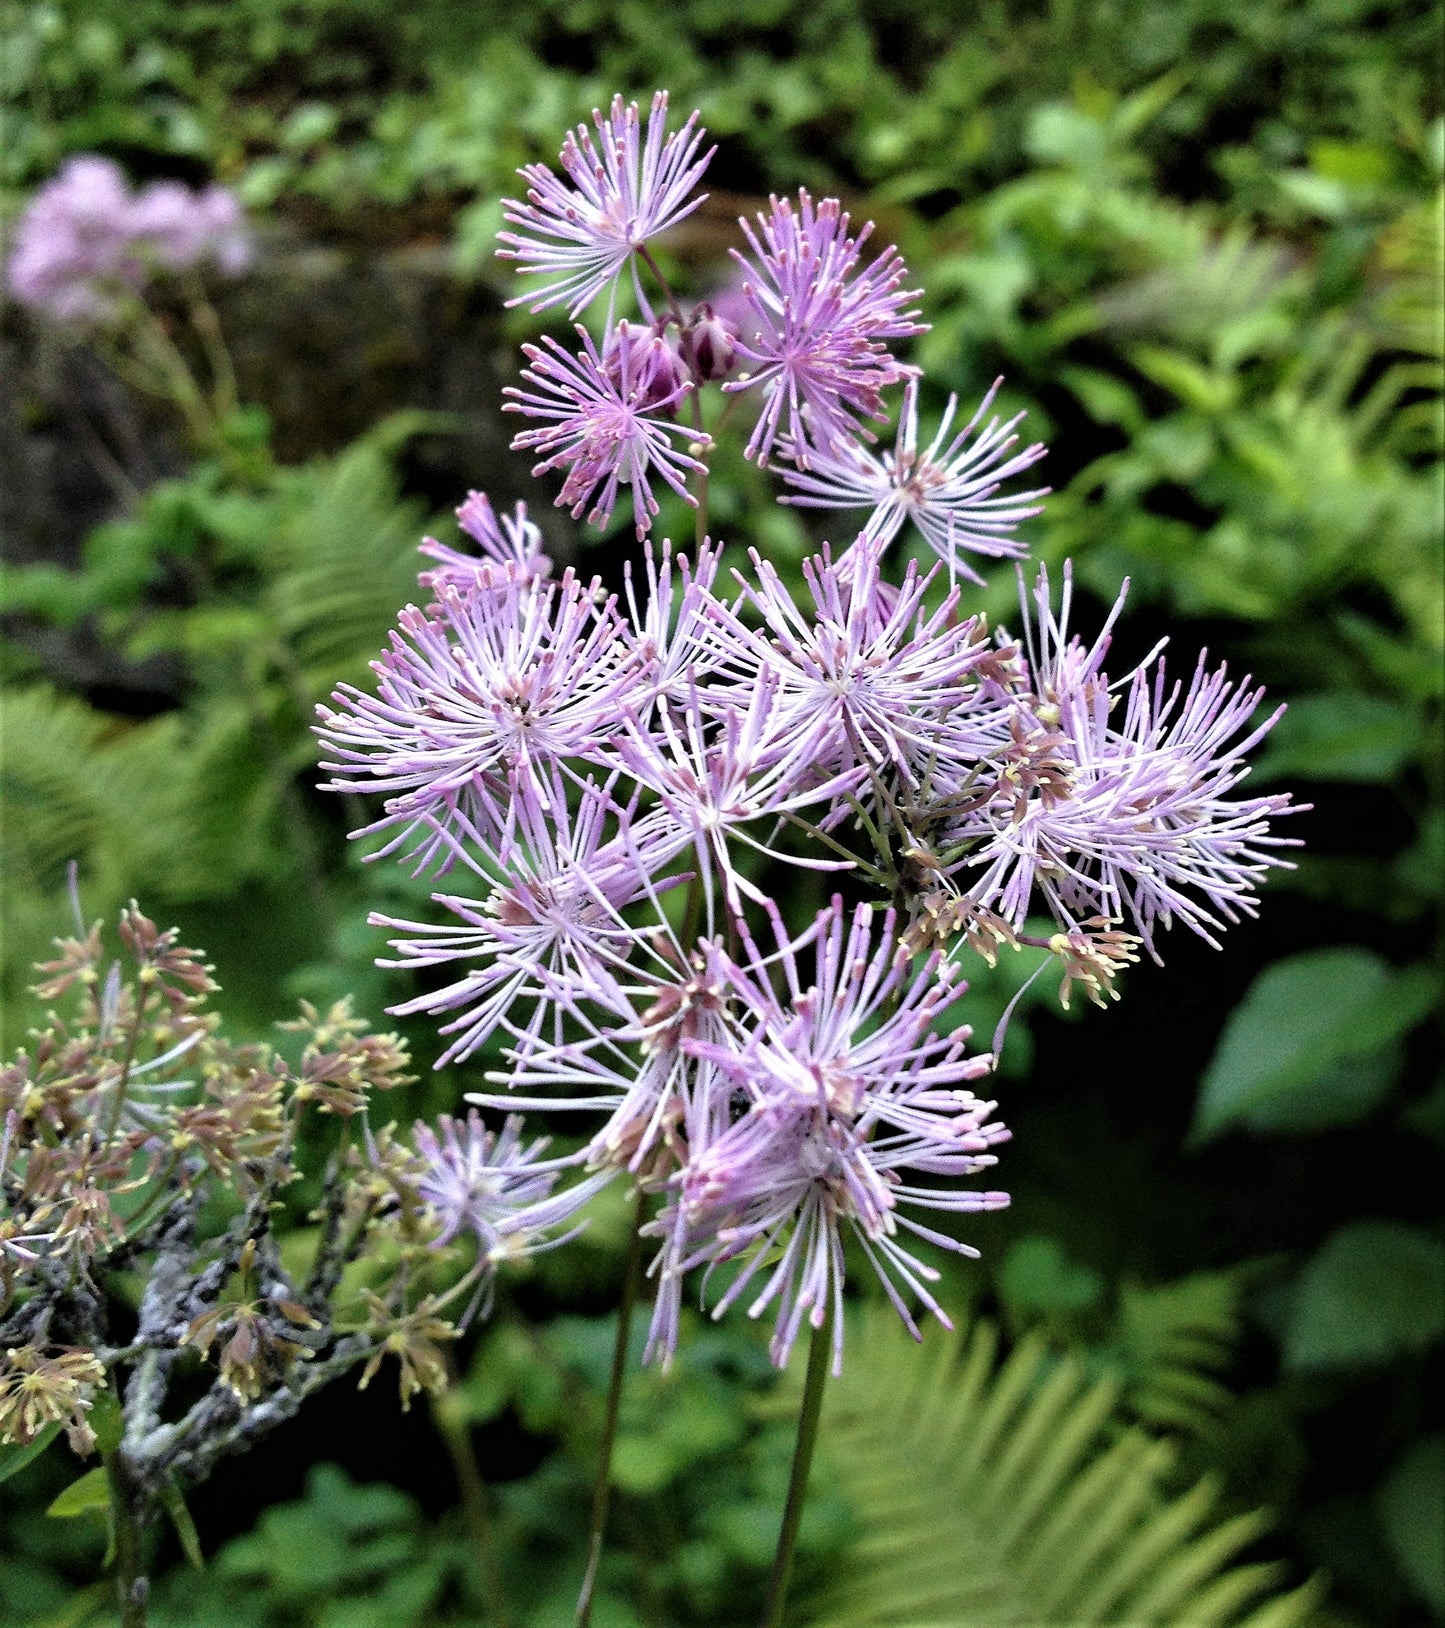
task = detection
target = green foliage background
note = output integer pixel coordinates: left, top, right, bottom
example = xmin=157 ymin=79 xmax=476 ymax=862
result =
xmin=1 ymin=1 xmax=1440 ymax=1623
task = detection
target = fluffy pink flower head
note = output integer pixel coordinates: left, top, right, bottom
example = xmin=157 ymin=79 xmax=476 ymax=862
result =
xmin=505 ymin=322 xmax=711 ymax=538
xmin=947 ymin=564 xmax=1303 ymax=954
xmin=779 ymin=376 xmax=1050 ymax=585
xmin=316 ymin=570 xmax=644 ymax=867
xmin=128 ymin=181 xmax=252 ymax=275
xmin=6 ymin=157 xmax=145 ymax=325
xmin=676 ymin=900 xmax=1008 ymax=1370
xmin=723 ymin=191 xmax=927 ymax=466
xmin=6 ymin=159 xmax=251 ymax=326
xmin=497 ymin=91 xmax=714 ymax=321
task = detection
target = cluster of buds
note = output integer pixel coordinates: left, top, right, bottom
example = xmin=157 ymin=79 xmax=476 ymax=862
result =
xmin=0 ymin=888 xmax=563 ymax=1527
xmin=319 ymin=93 xmax=1301 ymax=1376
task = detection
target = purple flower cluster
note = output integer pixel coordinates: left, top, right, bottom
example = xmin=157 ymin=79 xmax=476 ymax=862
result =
xmin=6 ymin=156 xmax=251 ymax=327
xmin=322 ymin=94 xmax=1300 ymax=1367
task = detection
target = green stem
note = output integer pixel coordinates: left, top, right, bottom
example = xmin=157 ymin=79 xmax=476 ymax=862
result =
xmin=760 ymin=1297 xmax=834 ymax=1628
xmin=575 ymin=1188 xmax=646 ymax=1627
xmin=126 ymin=308 xmax=220 ymax=453
xmin=434 ymin=1355 xmax=512 ymax=1628
xmin=101 ymin=981 xmax=152 ymax=1149
xmin=183 ymin=276 xmax=240 ymax=423
xmin=107 ymin=1451 xmax=149 ymax=1628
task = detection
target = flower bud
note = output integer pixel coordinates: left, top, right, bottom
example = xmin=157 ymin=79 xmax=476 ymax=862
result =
xmin=602 ymin=319 xmax=690 ymax=414
xmin=686 ymin=302 xmax=739 ymax=380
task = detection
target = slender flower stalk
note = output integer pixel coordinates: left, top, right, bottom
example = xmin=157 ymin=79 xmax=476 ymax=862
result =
xmin=575 ymin=1189 xmax=647 ymax=1628
xmin=760 ymin=1295 xmax=833 ymax=1628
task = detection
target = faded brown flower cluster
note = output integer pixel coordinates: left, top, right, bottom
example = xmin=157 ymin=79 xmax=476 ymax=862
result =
xmin=0 ymin=898 xmax=463 ymax=1519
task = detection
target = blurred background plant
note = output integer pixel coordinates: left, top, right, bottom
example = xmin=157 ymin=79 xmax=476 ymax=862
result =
xmin=1 ymin=1 xmax=1440 ymax=1624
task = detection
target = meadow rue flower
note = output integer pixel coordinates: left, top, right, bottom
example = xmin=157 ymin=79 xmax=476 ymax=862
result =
xmin=6 ymin=158 xmax=252 ymax=327
xmin=0 ymin=1346 xmax=106 ymax=1454
xmin=505 ymin=324 xmax=712 ymax=538
xmin=673 ymin=900 xmax=1008 ymax=1371
xmin=414 ymin=1111 xmax=563 ymax=1255
xmin=418 ymin=491 xmax=552 ymax=594
xmin=778 ymin=376 xmax=1050 ymax=585
xmin=618 ymin=536 xmax=727 ymax=706
xmin=468 ymin=914 xmax=748 ymax=1366
xmin=709 ymin=538 xmax=999 ymax=795
xmin=128 ymin=179 xmax=252 ymax=275
xmin=317 ymin=569 xmax=644 ymax=867
xmin=609 ymin=673 xmax=866 ymax=915
xmin=945 ymin=564 xmax=1302 ymax=953
xmin=315 ymin=91 xmax=1300 ymax=1403
xmin=497 ymin=91 xmax=714 ymax=321
xmin=375 ymin=770 xmax=687 ymax=1065
xmin=723 ymin=190 xmax=927 ymax=465
xmin=6 ymin=156 xmax=145 ymax=325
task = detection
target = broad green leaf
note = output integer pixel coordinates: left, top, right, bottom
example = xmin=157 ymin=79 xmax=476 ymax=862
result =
xmin=1284 ymin=1221 xmax=1445 ymax=1371
xmin=0 ymin=1422 xmax=62 ymax=1485
xmin=47 ymin=1465 xmax=111 ymax=1518
xmin=1236 ymin=1045 xmax=1401 ymax=1134
xmin=1375 ymin=1435 xmax=1445 ymax=1612
xmin=1191 ymin=950 xmax=1436 ymax=1142
xmin=1252 ymin=692 xmax=1424 ymax=783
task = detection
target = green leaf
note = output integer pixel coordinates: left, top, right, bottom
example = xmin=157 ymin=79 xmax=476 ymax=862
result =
xmin=1375 ymin=1435 xmax=1445 ymax=1612
xmin=1129 ymin=345 xmax=1239 ymax=414
xmin=1252 ymin=692 xmax=1424 ymax=783
xmin=0 ymin=1422 xmax=62 ymax=1485
xmin=90 ymin=1389 xmax=124 ymax=1457
xmin=47 ymin=1466 xmax=111 ymax=1518
xmin=998 ymin=1235 xmax=1105 ymax=1315
xmin=1191 ymin=949 xmax=1436 ymax=1142
xmin=162 ymin=1477 xmax=205 ymax=1569
xmin=1284 ymin=1221 xmax=1445 ymax=1371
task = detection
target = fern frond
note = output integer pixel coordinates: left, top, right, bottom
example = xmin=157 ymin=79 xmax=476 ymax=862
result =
xmin=266 ymin=415 xmax=439 ymax=697
xmin=793 ymin=1304 xmax=1320 ymax=1628
xmin=1111 ymin=1268 xmax=1247 ymax=1439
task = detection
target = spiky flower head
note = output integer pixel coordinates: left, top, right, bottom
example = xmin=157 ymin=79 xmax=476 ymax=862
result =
xmin=497 ymin=91 xmax=714 ymax=320
xmin=672 ymin=901 xmax=1008 ymax=1370
xmin=413 ymin=1111 xmax=562 ymax=1257
xmin=316 ymin=569 xmax=641 ymax=867
xmin=946 ymin=565 xmax=1302 ymax=954
xmin=778 ymin=376 xmax=1049 ymax=584
xmin=723 ymin=191 xmax=927 ymax=466
xmin=418 ymin=492 xmax=552 ymax=594
xmin=505 ymin=323 xmax=712 ymax=538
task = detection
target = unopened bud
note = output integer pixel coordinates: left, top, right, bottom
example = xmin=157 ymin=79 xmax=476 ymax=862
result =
xmin=687 ymin=302 xmax=738 ymax=380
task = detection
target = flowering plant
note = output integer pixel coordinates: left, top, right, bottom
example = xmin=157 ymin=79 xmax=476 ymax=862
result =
xmin=5 ymin=156 xmax=253 ymax=466
xmin=316 ymin=91 xmax=1301 ymax=1625
xmin=3 ymin=94 xmax=1300 ymax=1628
xmin=0 ymin=885 xmax=566 ymax=1628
